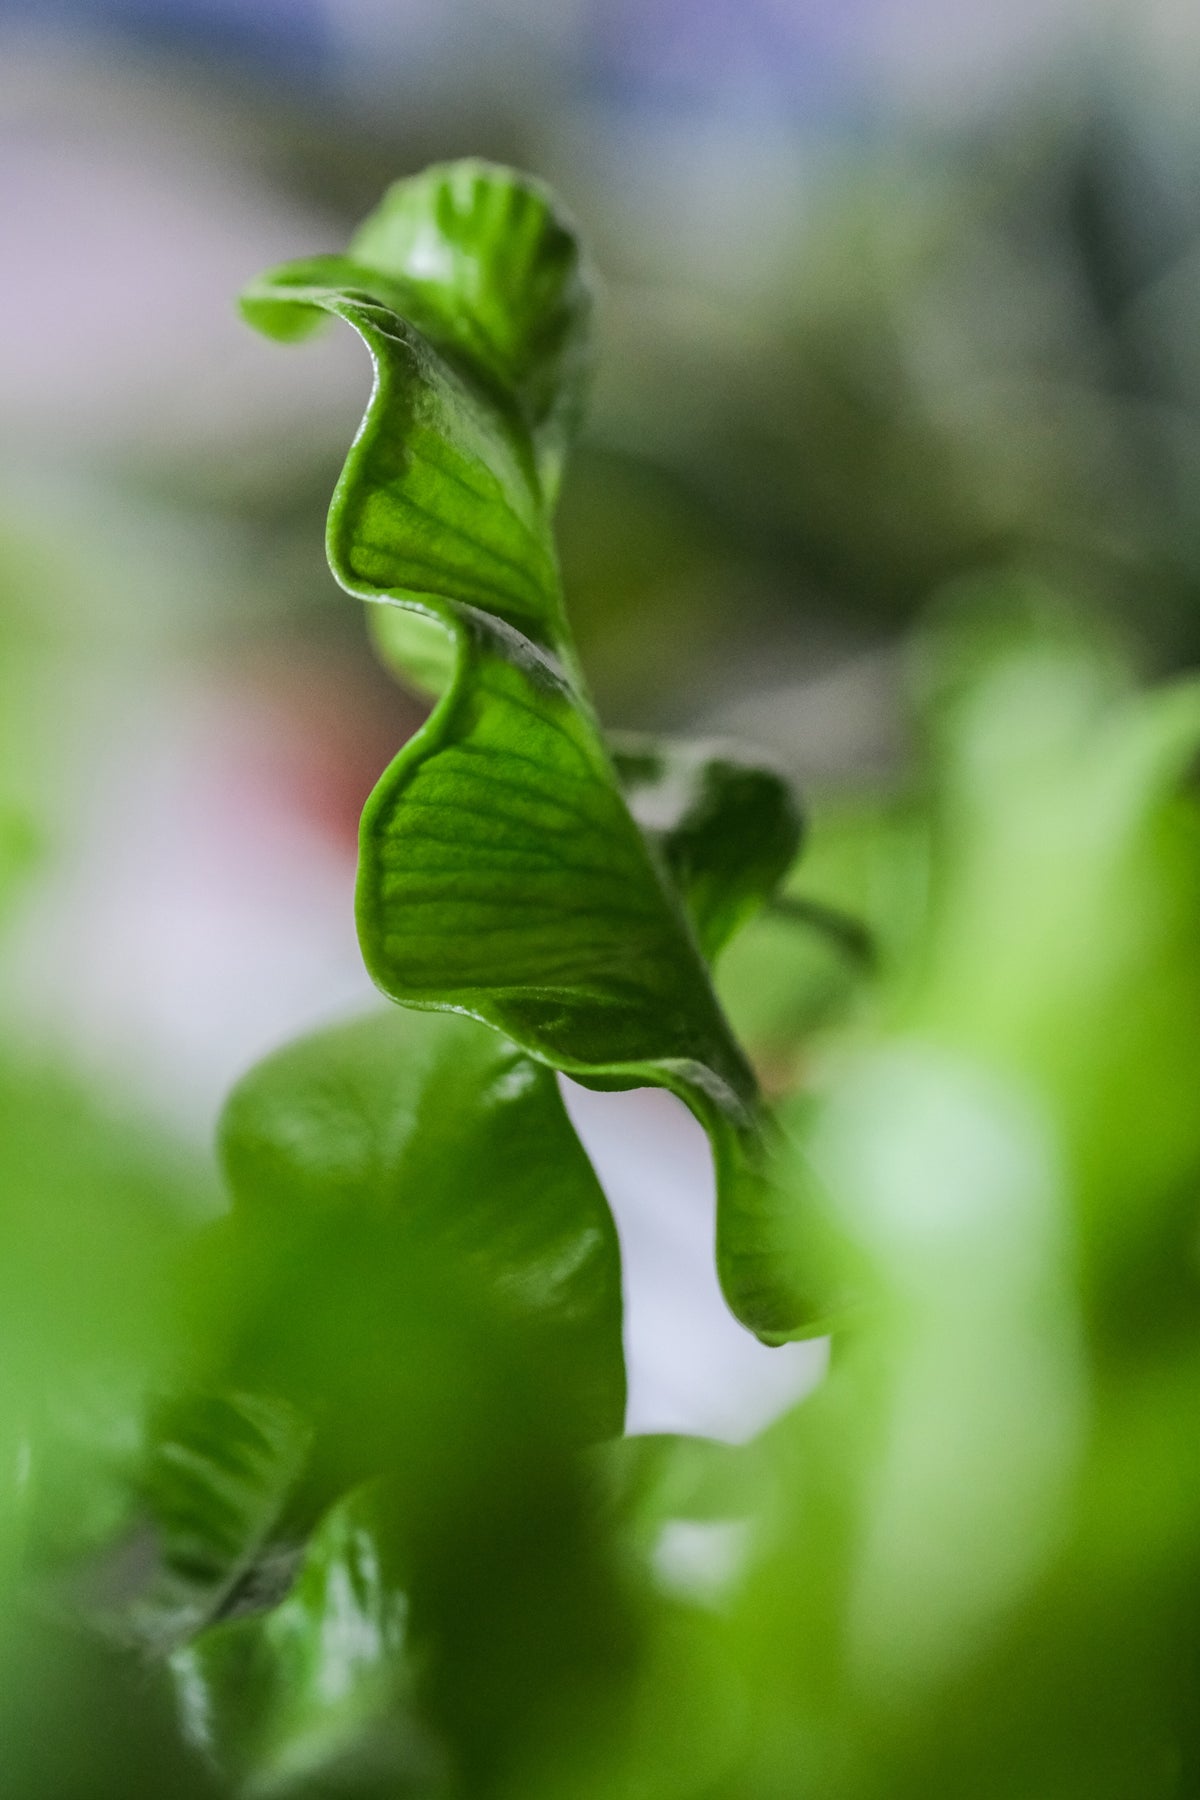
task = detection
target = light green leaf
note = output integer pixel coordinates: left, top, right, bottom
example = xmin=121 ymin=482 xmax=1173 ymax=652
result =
xmin=245 ymin=159 xmax=589 ymax=505
xmin=0 ymin=805 xmax=38 ymax=928
xmin=345 ymin=160 xmax=591 ymax=505
xmin=0 ymin=1058 xmax=209 ymax=1590
xmin=368 ymin=604 xmax=456 ymax=702
xmin=242 ymin=161 xmax=812 ymax=1341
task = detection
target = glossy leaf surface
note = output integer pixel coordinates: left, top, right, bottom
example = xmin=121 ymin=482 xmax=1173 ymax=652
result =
xmin=170 ymin=1485 xmax=441 ymax=1798
xmin=96 ymin=1005 xmax=624 ymax=1670
xmin=218 ymin=1005 xmax=624 ymax=1441
xmin=172 ymin=1439 xmax=643 ymax=1800
xmin=242 ymin=161 xmax=811 ymax=1339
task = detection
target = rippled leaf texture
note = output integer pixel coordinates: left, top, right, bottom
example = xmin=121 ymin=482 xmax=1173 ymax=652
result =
xmin=243 ymin=160 xmax=809 ymax=1339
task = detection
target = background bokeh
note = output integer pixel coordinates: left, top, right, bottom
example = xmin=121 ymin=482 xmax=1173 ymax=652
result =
xmin=4 ymin=0 xmax=1200 ymax=1480
xmin=9 ymin=7 xmax=1200 ymax=1796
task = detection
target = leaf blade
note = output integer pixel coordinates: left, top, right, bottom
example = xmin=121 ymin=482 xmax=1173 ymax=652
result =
xmin=242 ymin=162 xmax=815 ymax=1341
xmin=218 ymin=1005 xmax=627 ymax=1445
xmin=612 ymin=732 xmax=804 ymax=963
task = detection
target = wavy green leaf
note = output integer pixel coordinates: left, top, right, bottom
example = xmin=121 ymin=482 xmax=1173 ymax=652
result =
xmin=242 ymin=160 xmax=811 ymax=1340
xmin=244 ymin=159 xmax=589 ymax=506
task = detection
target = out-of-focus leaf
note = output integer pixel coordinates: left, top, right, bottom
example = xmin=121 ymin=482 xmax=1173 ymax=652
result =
xmin=170 ymin=1335 xmax=641 ymax=1799
xmin=99 ymin=1390 xmax=312 ymax=1655
xmin=592 ymin=1433 xmax=769 ymax=1609
xmin=218 ymin=1005 xmax=625 ymax=1442
xmin=206 ymin=996 xmax=652 ymax=1799
xmin=726 ymin=597 xmax=1200 ymax=1797
xmin=0 ymin=804 xmax=38 ymax=928
xmin=242 ymin=161 xmax=812 ymax=1341
xmin=716 ymin=794 xmax=928 ymax=1086
xmin=91 ymin=1008 xmax=635 ymax=1786
xmin=611 ymin=734 xmax=803 ymax=963
xmin=99 ymin=1005 xmax=625 ymax=1650
xmin=0 ymin=1061 xmax=219 ymax=1789
xmin=171 ymin=1484 xmax=444 ymax=1799
xmin=368 ymin=604 xmax=456 ymax=702
xmin=0 ymin=1607 xmax=215 ymax=1800
xmin=0 ymin=1056 xmax=207 ymax=1530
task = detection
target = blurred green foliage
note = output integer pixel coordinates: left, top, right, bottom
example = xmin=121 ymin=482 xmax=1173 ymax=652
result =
xmin=4 ymin=144 xmax=1200 ymax=1800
